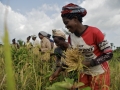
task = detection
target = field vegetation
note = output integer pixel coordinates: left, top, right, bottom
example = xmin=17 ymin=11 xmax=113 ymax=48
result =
xmin=0 ymin=44 xmax=120 ymax=90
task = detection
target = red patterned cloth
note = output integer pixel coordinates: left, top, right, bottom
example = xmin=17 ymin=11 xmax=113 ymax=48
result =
xmin=61 ymin=3 xmax=87 ymax=17
xmin=79 ymin=68 xmax=110 ymax=90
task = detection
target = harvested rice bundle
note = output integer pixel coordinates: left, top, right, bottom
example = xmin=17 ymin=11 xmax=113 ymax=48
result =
xmin=61 ymin=48 xmax=84 ymax=72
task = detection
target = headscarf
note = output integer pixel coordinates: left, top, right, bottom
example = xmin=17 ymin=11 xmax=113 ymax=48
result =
xmin=39 ymin=31 xmax=48 ymax=37
xmin=61 ymin=3 xmax=87 ymax=17
xmin=31 ymin=35 xmax=37 ymax=38
xmin=52 ymin=29 xmax=66 ymax=40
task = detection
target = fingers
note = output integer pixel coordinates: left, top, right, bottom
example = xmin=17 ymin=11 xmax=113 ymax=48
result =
xmin=49 ymin=76 xmax=57 ymax=82
xmin=49 ymin=77 xmax=53 ymax=82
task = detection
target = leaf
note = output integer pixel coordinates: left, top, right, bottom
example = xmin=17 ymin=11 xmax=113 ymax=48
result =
xmin=46 ymin=78 xmax=75 ymax=89
xmin=55 ymin=81 xmax=72 ymax=89
xmin=46 ymin=84 xmax=57 ymax=90
xmin=64 ymin=78 xmax=74 ymax=84
xmin=43 ymin=71 xmax=53 ymax=79
xmin=46 ymin=82 xmax=66 ymax=90
xmin=82 ymin=87 xmax=91 ymax=90
xmin=3 ymin=16 xmax=16 ymax=89
xmin=74 ymin=82 xmax=84 ymax=88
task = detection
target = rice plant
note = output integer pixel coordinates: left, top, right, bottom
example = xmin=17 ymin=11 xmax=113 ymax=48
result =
xmin=0 ymin=23 xmax=120 ymax=90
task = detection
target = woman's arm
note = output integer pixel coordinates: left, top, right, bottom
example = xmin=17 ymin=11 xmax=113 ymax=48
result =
xmin=49 ymin=67 xmax=63 ymax=82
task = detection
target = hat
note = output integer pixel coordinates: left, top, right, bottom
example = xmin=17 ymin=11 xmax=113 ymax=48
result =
xmin=39 ymin=31 xmax=48 ymax=37
xmin=61 ymin=3 xmax=87 ymax=17
xmin=52 ymin=29 xmax=66 ymax=39
xmin=31 ymin=35 xmax=37 ymax=38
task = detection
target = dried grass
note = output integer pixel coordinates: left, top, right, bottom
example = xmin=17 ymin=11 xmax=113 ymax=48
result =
xmin=61 ymin=48 xmax=84 ymax=72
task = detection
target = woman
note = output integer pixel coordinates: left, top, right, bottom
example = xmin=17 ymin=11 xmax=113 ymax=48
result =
xmin=11 ymin=38 xmax=19 ymax=49
xmin=31 ymin=35 xmax=40 ymax=47
xmin=50 ymin=3 xmax=113 ymax=90
xmin=49 ymin=29 xmax=70 ymax=81
xmin=25 ymin=36 xmax=32 ymax=48
xmin=38 ymin=31 xmax=51 ymax=52
xmin=31 ymin=35 xmax=40 ymax=55
xmin=61 ymin=3 xmax=113 ymax=90
xmin=38 ymin=31 xmax=51 ymax=61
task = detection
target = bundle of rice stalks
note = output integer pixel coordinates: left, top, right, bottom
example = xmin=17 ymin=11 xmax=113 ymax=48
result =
xmin=61 ymin=48 xmax=84 ymax=72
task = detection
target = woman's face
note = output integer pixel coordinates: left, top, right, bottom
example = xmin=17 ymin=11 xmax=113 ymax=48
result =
xmin=53 ymin=37 xmax=64 ymax=47
xmin=39 ymin=34 xmax=43 ymax=39
xmin=62 ymin=17 xmax=78 ymax=33
xmin=12 ymin=39 xmax=16 ymax=43
xmin=27 ymin=37 xmax=31 ymax=41
xmin=32 ymin=37 xmax=36 ymax=40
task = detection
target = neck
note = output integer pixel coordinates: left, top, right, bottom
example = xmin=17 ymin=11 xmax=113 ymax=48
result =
xmin=61 ymin=42 xmax=69 ymax=50
xmin=74 ymin=24 xmax=86 ymax=37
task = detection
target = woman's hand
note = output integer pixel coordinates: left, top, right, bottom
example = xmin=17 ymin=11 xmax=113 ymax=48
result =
xmin=49 ymin=67 xmax=62 ymax=82
xmin=82 ymin=60 xmax=91 ymax=67
xmin=49 ymin=72 xmax=59 ymax=82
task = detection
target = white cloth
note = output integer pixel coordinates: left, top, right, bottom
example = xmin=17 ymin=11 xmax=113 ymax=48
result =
xmin=70 ymin=33 xmax=105 ymax=76
xmin=32 ymin=39 xmax=40 ymax=47
xmin=31 ymin=35 xmax=37 ymax=38
xmin=39 ymin=31 xmax=48 ymax=37
xmin=52 ymin=29 xmax=66 ymax=39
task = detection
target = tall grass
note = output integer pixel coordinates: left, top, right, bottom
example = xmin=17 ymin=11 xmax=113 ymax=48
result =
xmin=1 ymin=1 xmax=120 ymax=90
xmin=109 ymin=51 xmax=120 ymax=90
xmin=3 ymin=21 xmax=16 ymax=89
xmin=0 ymin=24 xmax=120 ymax=90
xmin=0 ymin=45 xmax=120 ymax=90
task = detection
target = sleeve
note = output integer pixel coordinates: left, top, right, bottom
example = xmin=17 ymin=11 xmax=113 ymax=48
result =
xmin=54 ymin=48 xmax=68 ymax=71
xmin=94 ymin=29 xmax=112 ymax=52
xmin=54 ymin=48 xmax=62 ymax=59
xmin=90 ymin=28 xmax=113 ymax=66
xmin=53 ymin=48 xmax=62 ymax=70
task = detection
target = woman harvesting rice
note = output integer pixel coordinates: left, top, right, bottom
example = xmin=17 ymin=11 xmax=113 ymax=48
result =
xmin=38 ymin=31 xmax=51 ymax=61
xmin=49 ymin=29 xmax=70 ymax=80
xmin=61 ymin=3 xmax=113 ymax=90
xmin=50 ymin=3 xmax=113 ymax=90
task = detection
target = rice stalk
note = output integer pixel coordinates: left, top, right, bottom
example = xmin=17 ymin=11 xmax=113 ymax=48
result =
xmin=61 ymin=48 xmax=84 ymax=72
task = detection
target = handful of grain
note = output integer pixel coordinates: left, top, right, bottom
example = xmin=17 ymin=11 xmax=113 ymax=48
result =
xmin=61 ymin=48 xmax=84 ymax=72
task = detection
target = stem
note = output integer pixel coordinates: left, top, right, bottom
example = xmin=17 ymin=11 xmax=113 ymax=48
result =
xmin=78 ymin=70 xmax=80 ymax=90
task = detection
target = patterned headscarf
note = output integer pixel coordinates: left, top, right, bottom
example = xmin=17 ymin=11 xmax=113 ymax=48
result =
xmin=61 ymin=3 xmax=87 ymax=17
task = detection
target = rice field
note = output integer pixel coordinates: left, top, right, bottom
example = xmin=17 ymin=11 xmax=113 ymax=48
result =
xmin=0 ymin=44 xmax=120 ymax=90
xmin=0 ymin=23 xmax=120 ymax=90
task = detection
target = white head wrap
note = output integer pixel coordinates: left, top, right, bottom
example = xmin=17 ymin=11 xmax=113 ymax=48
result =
xmin=31 ymin=35 xmax=37 ymax=38
xmin=39 ymin=31 xmax=48 ymax=37
xmin=52 ymin=29 xmax=66 ymax=39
